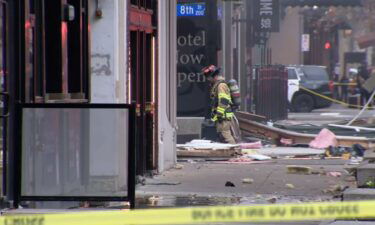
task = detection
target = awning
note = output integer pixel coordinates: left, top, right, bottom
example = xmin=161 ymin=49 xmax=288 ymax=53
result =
xmin=357 ymin=32 xmax=375 ymax=49
xmin=282 ymin=0 xmax=362 ymax=7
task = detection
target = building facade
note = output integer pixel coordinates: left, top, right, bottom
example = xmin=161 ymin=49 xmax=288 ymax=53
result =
xmin=2 ymin=0 xmax=177 ymax=207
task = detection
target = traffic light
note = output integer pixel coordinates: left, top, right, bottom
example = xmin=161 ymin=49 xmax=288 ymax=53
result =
xmin=325 ymin=41 xmax=331 ymax=50
xmin=282 ymin=0 xmax=362 ymax=7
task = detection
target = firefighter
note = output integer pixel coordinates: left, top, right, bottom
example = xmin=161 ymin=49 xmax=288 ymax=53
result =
xmin=202 ymin=65 xmax=236 ymax=144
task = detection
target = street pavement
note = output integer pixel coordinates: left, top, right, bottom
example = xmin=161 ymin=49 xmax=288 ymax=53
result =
xmin=136 ymin=159 xmax=361 ymax=225
xmin=137 ymin=159 xmax=353 ymax=201
xmin=136 ymin=103 xmax=374 ymax=224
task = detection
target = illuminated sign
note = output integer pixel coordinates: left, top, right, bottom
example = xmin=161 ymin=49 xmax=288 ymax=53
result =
xmin=177 ymin=3 xmax=206 ymax=17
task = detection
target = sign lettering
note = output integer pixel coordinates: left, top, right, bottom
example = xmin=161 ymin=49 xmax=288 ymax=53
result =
xmin=254 ymin=0 xmax=280 ymax=32
xmin=177 ymin=3 xmax=206 ymax=17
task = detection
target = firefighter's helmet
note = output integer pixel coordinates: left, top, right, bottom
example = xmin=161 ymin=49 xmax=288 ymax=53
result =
xmin=201 ymin=65 xmax=220 ymax=77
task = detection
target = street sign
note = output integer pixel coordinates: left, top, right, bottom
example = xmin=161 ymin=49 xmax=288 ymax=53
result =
xmin=253 ymin=0 xmax=280 ymax=32
xmin=301 ymin=34 xmax=310 ymax=52
xmin=177 ymin=3 xmax=206 ymax=17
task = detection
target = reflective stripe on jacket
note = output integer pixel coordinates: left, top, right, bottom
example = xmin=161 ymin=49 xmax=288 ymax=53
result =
xmin=210 ymin=78 xmax=234 ymax=122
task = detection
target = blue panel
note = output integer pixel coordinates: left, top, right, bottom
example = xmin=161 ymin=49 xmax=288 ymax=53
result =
xmin=177 ymin=3 xmax=206 ymax=17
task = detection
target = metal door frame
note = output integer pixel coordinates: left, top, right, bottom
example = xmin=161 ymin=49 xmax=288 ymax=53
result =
xmin=14 ymin=103 xmax=136 ymax=208
xmin=129 ymin=0 xmax=157 ymax=175
xmin=0 ymin=0 xmax=8 ymax=200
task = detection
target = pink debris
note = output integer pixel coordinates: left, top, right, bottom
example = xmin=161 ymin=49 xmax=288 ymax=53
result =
xmin=309 ymin=128 xmax=338 ymax=149
xmin=326 ymin=172 xmax=342 ymax=177
xmin=216 ymin=160 xmax=274 ymax=164
xmin=280 ymin=138 xmax=293 ymax=146
xmin=239 ymin=141 xmax=262 ymax=149
xmin=229 ymin=157 xmax=253 ymax=162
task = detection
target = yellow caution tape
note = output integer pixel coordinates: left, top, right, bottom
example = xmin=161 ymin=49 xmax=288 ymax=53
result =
xmin=299 ymin=86 xmax=374 ymax=110
xmin=1 ymin=201 xmax=375 ymax=224
xmin=333 ymin=82 xmax=357 ymax=86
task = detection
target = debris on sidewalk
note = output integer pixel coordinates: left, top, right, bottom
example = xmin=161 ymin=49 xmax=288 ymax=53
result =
xmin=280 ymin=138 xmax=293 ymax=146
xmin=241 ymin=149 xmax=259 ymax=155
xmin=236 ymin=111 xmax=375 ymax=149
xmin=325 ymin=146 xmax=350 ymax=158
xmin=174 ymin=164 xmax=184 ymax=169
xmin=229 ymin=157 xmax=253 ymax=163
xmin=326 ymin=172 xmax=342 ymax=177
xmin=219 ymin=149 xmax=273 ymax=164
xmin=344 ymin=176 xmax=356 ymax=182
xmin=225 ymin=181 xmax=235 ymax=187
xmin=242 ymin=178 xmax=254 ymax=184
xmin=287 ymin=165 xmax=313 ymax=175
xmin=285 ymin=183 xmax=295 ymax=189
xmin=243 ymin=154 xmax=272 ymax=161
xmin=225 ymin=154 xmax=273 ymax=163
xmin=144 ymin=180 xmax=181 ymax=186
xmin=148 ymin=196 xmax=161 ymax=201
xmin=344 ymin=166 xmax=357 ymax=176
xmin=267 ymin=197 xmax=277 ymax=203
xmin=323 ymin=184 xmax=347 ymax=194
xmin=348 ymin=157 xmax=363 ymax=165
xmin=216 ymin=159 xmax=275 ymax=164
xmin=309 ymin=128 xmax=338 ymax=149
xmin=323 ymin=144 xmax=366 ymax=162
xmin=177 ymin=140 xmax=240 ymax=150
xmin=177 ymin=140 xmax=240 ymax=158
xmin=311 ymin=168 xmax=326 ymax=175
xmin=239 ymin=141 xmax=262 ymax=149
xmin=352 ymin=144 xmax=366 ymax=157
xmin=257 ymin=147 xmax=325 ymax=158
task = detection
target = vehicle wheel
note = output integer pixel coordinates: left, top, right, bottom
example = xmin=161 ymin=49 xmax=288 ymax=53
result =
xmin=287 ymin=101 xmax=295 ymax=112
xmin=292 ymin=94 xmax=314 ymax=112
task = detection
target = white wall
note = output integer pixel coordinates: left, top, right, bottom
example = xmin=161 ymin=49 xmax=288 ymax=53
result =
xmin=89 ymin=0 xmax=127 ymax=103
xmin=88 ymin=0 xmax=128 ymax=187
xmin=157 ymin=0 xmax=177 ymax=171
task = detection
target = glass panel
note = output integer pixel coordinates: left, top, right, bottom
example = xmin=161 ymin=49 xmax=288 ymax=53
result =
xmin=287 ymin=69 xmax=297 ymax=79
xmin=300 ymin=65 xmax=329 ymax=81
xmin=21 ymin=108 xmax=129 ymax=197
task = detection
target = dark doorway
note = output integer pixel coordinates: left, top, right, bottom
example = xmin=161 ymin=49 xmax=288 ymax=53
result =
xmin=0 ymin=0 xmax=8 ymax=199
xmin=129 ymin=0 xmax=157 ymax=175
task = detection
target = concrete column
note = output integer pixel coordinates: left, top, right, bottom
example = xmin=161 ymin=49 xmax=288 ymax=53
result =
xmin=157 ymin=0 xmax=177 ymax=172
xmin=87 ymin=0 xmax=128 ymax=195
xmin=239 ymin=4 xmax=247 ymax=111
xmin=89 ymin=0 xmax=117 ymax=103
xmin=222 ymin=1 xmax=232 ymax=79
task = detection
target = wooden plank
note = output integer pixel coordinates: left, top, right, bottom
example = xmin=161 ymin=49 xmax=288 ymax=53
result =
xmin=177 ymin=148 xmax=239 ymax=158
xmin=236 ymin=111 xmax=375 ymax=149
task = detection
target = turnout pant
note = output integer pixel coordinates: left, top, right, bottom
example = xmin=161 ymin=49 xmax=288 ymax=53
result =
xmin=216 ymin=120 xmax=236 ymax=144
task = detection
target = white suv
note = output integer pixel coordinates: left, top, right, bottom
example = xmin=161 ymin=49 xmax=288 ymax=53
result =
xmin=287 ymin=66 xmax=301 ymax=103
xmin=287 ymin=65 xmax=332 ymax=112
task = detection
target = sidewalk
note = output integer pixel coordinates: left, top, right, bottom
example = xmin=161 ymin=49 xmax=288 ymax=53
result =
xmin=136 ymin=157 xmax=355 ymax=205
